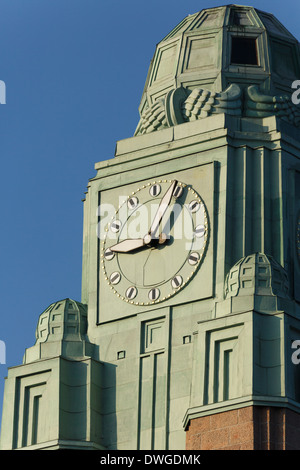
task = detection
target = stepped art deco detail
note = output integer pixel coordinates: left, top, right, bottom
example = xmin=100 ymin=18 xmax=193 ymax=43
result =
xmin=2 ymin=5 xmax=300 ymax=450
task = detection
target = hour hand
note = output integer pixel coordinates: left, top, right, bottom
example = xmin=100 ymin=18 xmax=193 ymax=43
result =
xmin=110 ymin=238 xmax=145 ymax=253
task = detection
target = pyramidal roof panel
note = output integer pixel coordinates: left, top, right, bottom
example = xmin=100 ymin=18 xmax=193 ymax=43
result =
xmin=256 ymin=9 xmax=297 ymax=38
xmin=160 ymin=5 xmax=298 ymax=44
xmin=161 ymin=13 xmax=199 ymax=42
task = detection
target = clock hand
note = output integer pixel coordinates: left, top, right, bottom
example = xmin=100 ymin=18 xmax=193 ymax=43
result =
xmin=149 ymin=180 xmax=178 ymax=238
xmin=110 ymin=183 xmax=177 ymax=253
xmin=110 ymin=232 xmax=168 ymax=253
xmin=110 ymin=238 xmax=145 ymax=253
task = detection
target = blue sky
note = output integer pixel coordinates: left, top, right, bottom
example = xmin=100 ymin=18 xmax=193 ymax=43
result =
xmin=0 ymin=0 xmax=299 ymax=431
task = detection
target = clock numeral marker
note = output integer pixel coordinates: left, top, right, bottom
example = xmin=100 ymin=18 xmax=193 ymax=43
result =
xmin=126 ymin=286 xmax=137 ymax=300
xmin=188 ymin=252 xmax=200 ymax=265
xmin=173 ymin=185 xmax=183 ymax=198
xmin=111 ymin=220 xmax=121 ymax=233
xmin=104 ymin=248 xmax=115 ymax=261
xmin=195 ymin=224 xmax=205 ymax=238
xmin=189 ymin=200 xmax=200 ymax=213
xmin=171 ymin=275 xmax=183 ymax=289
xmin=148 ymin=288 xmax=160 ymax=301
xmin=150 ymin=184 xmax=161 ymax=197
xmin=128 ymin=197 xmax=138 ymax=210
xmin=110 ymin=271 xmax=121 ymax=285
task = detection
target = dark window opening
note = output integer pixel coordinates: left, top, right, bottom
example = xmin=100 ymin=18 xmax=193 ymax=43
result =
xmin=231 ymin=37 xmax=258 ymax=65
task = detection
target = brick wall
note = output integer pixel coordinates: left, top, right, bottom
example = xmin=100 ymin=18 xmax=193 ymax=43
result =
xmin=186 ymin=406 xmax=300 ymax=450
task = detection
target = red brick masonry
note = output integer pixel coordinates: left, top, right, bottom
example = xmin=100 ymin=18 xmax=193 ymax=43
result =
xmin=186 ymin=406 xmax=300 ymax=450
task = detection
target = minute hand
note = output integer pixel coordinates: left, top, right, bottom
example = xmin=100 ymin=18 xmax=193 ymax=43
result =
xmin=149 ymin=180 xmax=178 ymax=237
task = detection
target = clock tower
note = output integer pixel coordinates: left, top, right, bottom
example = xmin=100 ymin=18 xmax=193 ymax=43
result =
xmin=2 ymin=5 xmax=300 ymax=450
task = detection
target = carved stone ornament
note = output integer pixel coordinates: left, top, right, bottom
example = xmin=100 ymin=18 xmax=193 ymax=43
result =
xmin=137 ymin=84 xmax=300 ymax=135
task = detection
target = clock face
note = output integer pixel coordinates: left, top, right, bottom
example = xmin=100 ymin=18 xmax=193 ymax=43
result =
xmin=100 ymin=179 xmax=209 ymax=306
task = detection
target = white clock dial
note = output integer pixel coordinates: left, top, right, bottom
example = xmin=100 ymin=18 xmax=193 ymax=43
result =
xmin=101 ymin=179 xmax=209 ymax=306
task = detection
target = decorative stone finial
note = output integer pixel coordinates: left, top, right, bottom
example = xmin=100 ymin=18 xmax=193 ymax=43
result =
xmin=224 ymin=253 xmax=290 ymax=300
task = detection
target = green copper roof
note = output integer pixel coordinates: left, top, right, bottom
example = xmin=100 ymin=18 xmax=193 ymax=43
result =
xmin=135 ymin=5 xmax=300 ymax=135
xmin=161 ymin=5 xmax=297 ymax=42
xmin=136 ymin=4 xmax=300 ymax=135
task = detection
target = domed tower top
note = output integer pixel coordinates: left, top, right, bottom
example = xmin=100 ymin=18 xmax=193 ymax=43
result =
xmin=136 ymin=4 xmax=300 ymax=135
xmin=23 ymin=299 xmax=98 ymax=363
xmin=224 ymin=253 xmax=290 ymax=300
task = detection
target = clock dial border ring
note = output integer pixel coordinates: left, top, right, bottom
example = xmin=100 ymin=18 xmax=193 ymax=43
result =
xmin=100 ymin=179 xmax=210 ymax=306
